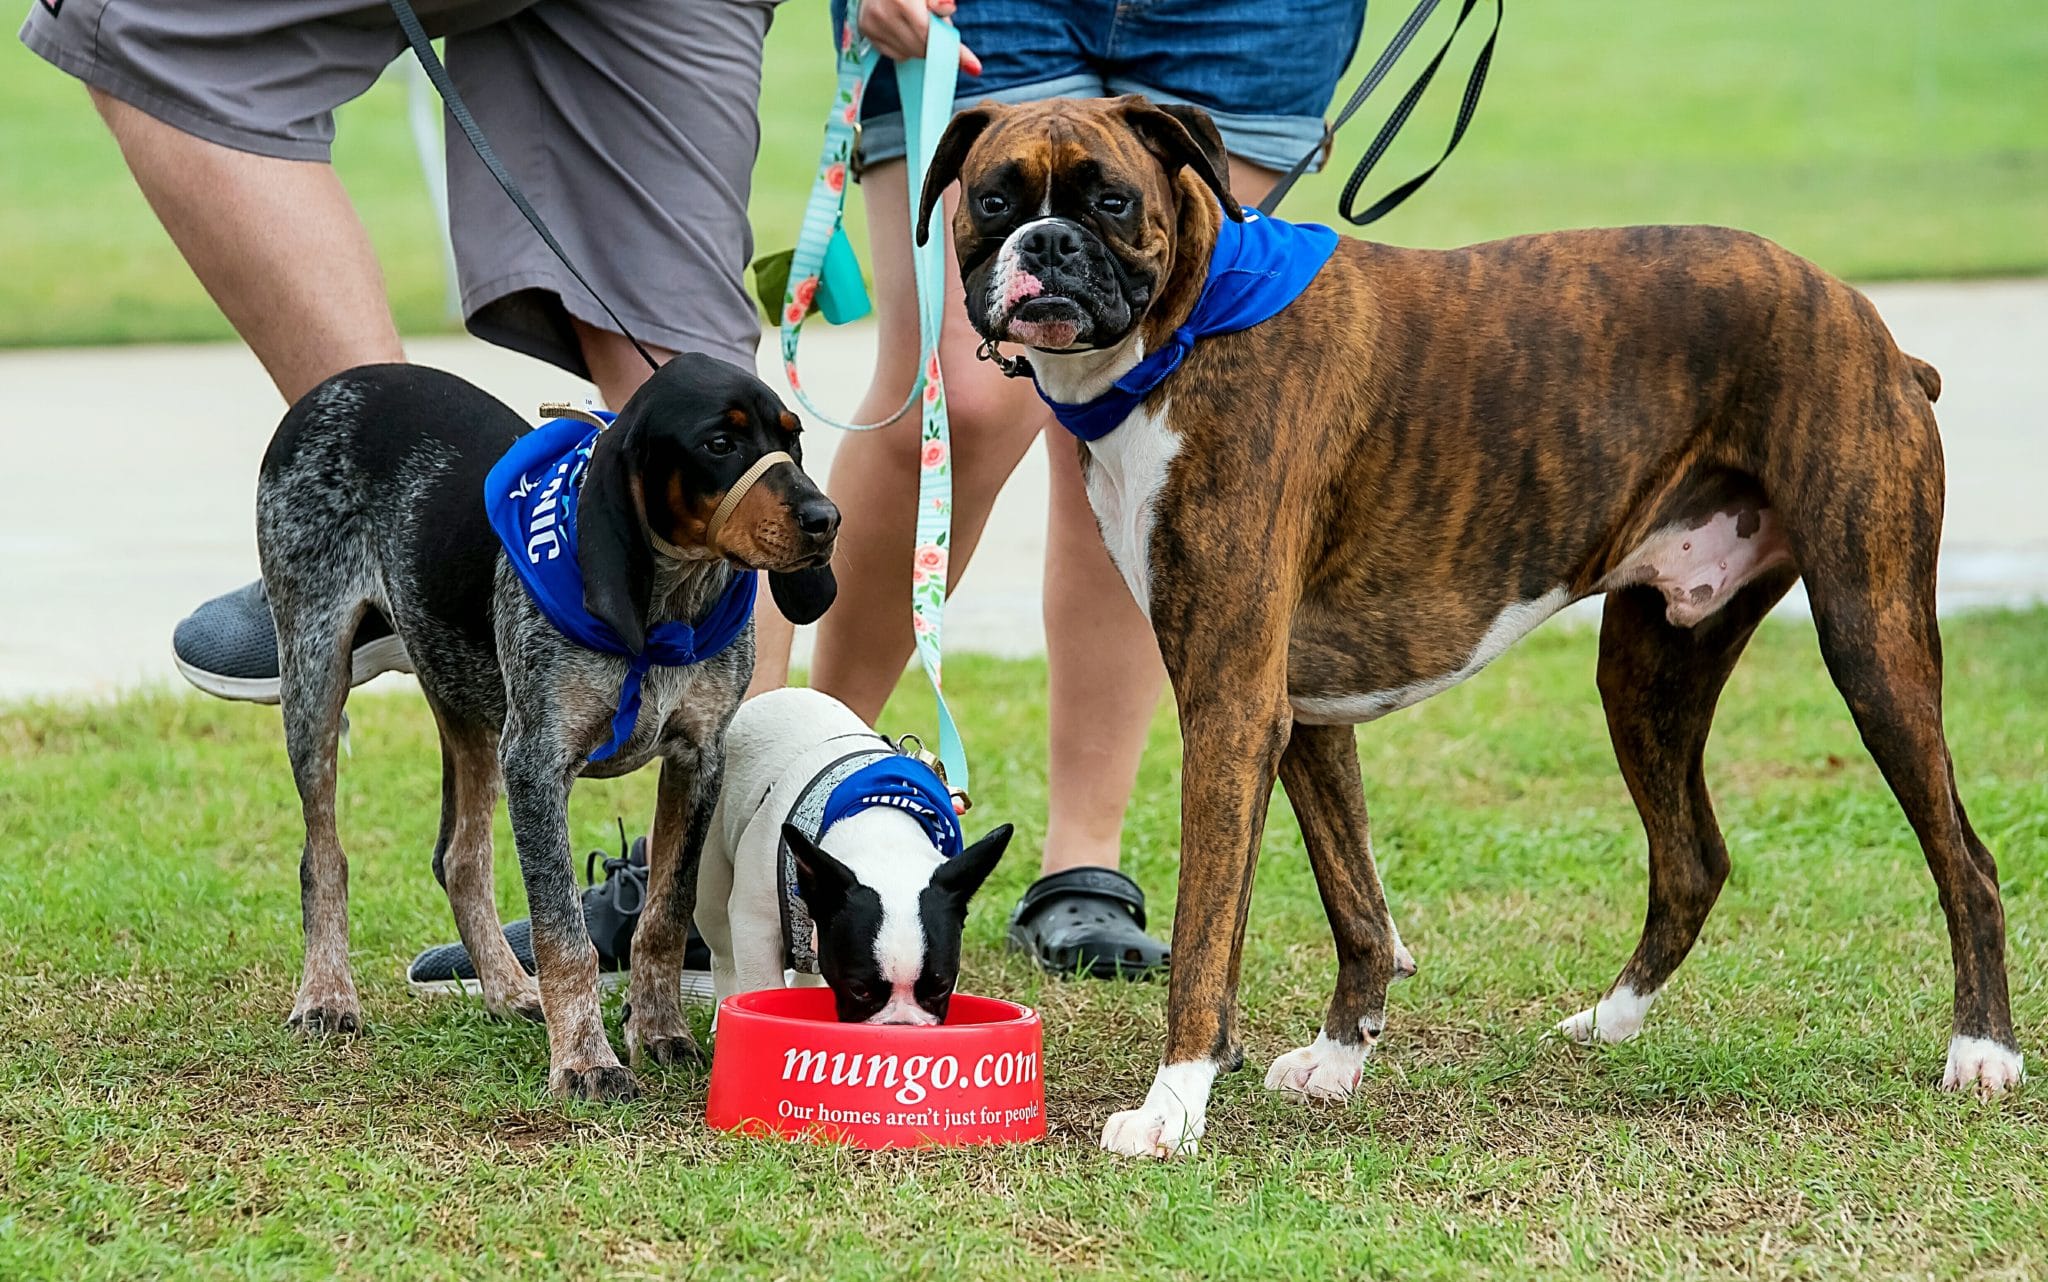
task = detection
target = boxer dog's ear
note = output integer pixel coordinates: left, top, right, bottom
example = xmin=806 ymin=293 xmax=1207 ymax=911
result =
xmin=916 ymin=105 xmax=998 ymax=246
xmin=577 ymin=413 xmax=654 ymax=653
xmin=1118 ymin=99 xmax=1244 ymax=223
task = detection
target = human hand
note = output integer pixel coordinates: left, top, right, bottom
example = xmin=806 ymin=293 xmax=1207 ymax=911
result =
xmin=857 ymin=0 xmax=982 ymax=76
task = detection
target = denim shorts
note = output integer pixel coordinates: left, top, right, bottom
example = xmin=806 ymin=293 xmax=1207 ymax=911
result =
xmin=830 ymin=0 xmax=1368 ymax=174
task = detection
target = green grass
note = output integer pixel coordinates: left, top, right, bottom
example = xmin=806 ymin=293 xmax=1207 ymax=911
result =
xmin=1 ymin=0 xmax=2042 ymax=347
xmin=2 ymin=610 xmax=2045 ymax=1279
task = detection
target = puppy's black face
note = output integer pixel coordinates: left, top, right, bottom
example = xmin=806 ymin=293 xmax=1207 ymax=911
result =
xmin=916 ymin=97 xmax=1243 ymax=355
xmin=578 ymin=354 xmax=840 ymax=645
xmin=786 ymin=823 xmax=1013 ymax=1025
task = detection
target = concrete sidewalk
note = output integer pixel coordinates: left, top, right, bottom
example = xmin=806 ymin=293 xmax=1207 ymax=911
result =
xmin=3 ymin=278 xmax=2044 ymax=701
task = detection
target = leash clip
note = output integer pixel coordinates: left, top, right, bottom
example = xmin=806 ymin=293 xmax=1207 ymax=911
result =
xmin=975 ymin=337 xmax=1034 ymax=381
xmin=894 ymin=732 xmax=972 ymax=815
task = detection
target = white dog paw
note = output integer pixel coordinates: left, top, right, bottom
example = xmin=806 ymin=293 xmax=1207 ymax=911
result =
xmin=1557 ymin=984 xmax=1655 ymax=1045
xmin=1099 ymin=1061 xmax=1215 ymax=1159
xmin=1101 ymin=1105 xmax=1201 ymax=1159
xmin=1264 ymin=1031 xmax=1369 ymax=1101
xmin=1942 ymin=1036 xmax=2025 ymax=1098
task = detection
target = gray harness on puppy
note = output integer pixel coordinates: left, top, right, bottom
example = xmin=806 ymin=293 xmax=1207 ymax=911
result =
xmin=778 ymin=740 xmax=896 ymax=975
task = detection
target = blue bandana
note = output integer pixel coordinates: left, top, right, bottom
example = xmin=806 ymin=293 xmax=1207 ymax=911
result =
xmin=1035 ymin=210 xmax=1341 ymax=441
xmin=819 ymin=755 xmax=964 ymax=858
xmin=483 ymin=413 xmax=756 ymax=763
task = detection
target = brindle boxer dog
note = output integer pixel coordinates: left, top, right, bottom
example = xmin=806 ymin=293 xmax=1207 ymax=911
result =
xmin=917 ymin=97 xmax=2021 ymax=1157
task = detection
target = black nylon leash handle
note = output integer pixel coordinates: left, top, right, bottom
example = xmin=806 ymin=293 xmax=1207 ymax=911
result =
xmin=1258 ymin=0 xmax=1503 ymax=226
xmin=387 ymin=0 xmax=661 ymax=371
xmin=1257 ymin=0 xmax=1445 ymax=216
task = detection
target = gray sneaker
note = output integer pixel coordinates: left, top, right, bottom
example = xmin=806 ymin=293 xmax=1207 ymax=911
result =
xmin=171 ymin=578 xmax=412 ymax=704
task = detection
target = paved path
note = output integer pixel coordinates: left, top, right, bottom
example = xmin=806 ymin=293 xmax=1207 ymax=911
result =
xmin=3 ymin=278 xmax=2044 ymax=701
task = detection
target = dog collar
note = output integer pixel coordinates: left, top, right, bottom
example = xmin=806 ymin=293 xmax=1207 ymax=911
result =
xmin=776 ymin=742 xmax=963 ymax=975
xmin=484 ymin=413 xmax=756 ymax=763
xmin=1033 ymin=210 xmax=1341 ymax=441
xmin=819 ymin=755 xmax=966 ymax=858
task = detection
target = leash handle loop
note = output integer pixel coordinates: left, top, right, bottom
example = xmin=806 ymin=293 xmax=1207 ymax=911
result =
xmin=777 ymin=14 xmax=929 ymax=434
xmin=388 ymin=0 xmax=661 ymax=371
xmin=1257 ymin=0 xmax=1502 ymax=225
xmin=782 ymin=3 xmax=971 ymax=794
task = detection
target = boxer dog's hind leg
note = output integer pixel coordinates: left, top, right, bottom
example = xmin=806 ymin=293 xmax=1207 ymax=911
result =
xmin=426 ymin=702 xmax=538 ymax=1021
xmin=1779 ymin=365 xmax=2018 ymax=1093
xmin=276 ymin=595 xmax=367 ymax=1038
xmin=1804 ymin=550 xmax=2019 ymax=1092
xmin=1561 ymin=570 xmax=1794 ymax=1044
xmin=1266 ymin=722 xmax=1401 ymax=1101
xmin=1102 ymin=626 xmax=1294 ymax=1158
xmin=626 ymin=754 xmax=720 ymax=1070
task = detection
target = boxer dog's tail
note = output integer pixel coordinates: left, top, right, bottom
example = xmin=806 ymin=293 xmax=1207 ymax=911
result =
xmin=1907 ymin=355 xmax=1942 ymax=402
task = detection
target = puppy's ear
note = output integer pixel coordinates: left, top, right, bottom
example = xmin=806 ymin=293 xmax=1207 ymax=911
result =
xmin=916 ymin=105 xmax=997 ymax=246
xmin=930 ymin=824 xmax=1013 ymax=906
xmin=769 ymin=565 xmax=838 ymax=626
xmin=576 ymin=414 xmax=654 ymax=653
xmin=1118 ymin=98 xmax=1243 ymax=223
xmin=786 ymin=823 xmax=858 ymax=923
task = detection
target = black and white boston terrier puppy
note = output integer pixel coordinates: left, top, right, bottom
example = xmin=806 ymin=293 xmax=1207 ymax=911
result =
xmin=694 ymin=688 xmax=1012 ymax=1024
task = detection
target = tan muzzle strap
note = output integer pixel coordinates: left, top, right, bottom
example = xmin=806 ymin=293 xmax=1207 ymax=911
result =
xmin=705 ymin=451 xmax=795 ymax=550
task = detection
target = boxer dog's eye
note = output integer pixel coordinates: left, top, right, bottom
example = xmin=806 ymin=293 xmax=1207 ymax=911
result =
xmin=1096 ymin=192 xmax=1130 ymax=216
xmin=978 ymin=192 xmax=1011 ymax=217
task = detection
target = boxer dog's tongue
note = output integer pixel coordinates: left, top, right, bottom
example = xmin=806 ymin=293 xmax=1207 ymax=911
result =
xmin=1008 ymin=292 xmax=1085 ymax=350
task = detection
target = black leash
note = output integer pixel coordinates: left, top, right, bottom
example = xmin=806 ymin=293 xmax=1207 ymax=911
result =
xmin=1257 ymin=0 xmax=1503 ymax=224
xmin=387 ymin=0 xmax=661 ymax=371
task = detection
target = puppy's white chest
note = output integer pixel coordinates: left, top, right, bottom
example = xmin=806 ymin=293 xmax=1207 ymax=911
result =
xmin=1080 ymin=400 xmax=1182 ymax=616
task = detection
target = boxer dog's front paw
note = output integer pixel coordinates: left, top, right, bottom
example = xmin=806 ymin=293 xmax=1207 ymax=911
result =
xmin=1099 ymin=1061 xmax=1215 ymax=1159
xmin=1264 ymin=1032 xmax=1369 ymax=1101
xmin=1942 ymin=1036 xmax=2024 ymax=1098
xmin=1101 ymin=1102 xmax=1202 ymax=1159
xmin=1556 ymin=984 xmax=1654 ymax=1044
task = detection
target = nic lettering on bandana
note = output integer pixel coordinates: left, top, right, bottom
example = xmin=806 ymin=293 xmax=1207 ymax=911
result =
xmin=1034 ymin=209 xmax=1340 ymax=441
xmin=483 ymin=414 xmax=756 ymax=763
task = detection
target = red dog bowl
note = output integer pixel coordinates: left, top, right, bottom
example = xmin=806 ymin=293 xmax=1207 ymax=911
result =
xmin=705 ymin=988 xmax=1045 ymax=1149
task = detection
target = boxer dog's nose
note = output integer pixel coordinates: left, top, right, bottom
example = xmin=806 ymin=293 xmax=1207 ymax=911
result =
xmin=1017 ymin=221 xmax=1085 ymax=273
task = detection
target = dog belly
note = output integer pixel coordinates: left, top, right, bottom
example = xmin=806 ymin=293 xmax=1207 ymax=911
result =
xmin=1081 ymin=400 xmax=1182 ymax=615
xmin=1287 ymin=588 xmax=1572 ymax=725
xmin=1599 ymin=508 xmax=1794 ymax=626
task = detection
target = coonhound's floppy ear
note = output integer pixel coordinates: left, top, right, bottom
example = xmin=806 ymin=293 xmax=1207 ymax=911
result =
xmin=769 ymin=565 xmax=838 ymax=626
xmin=576 ymin=411 xmax=654 ymax=653
xmin=1118 ymin=98 xmax=1244 ymax=223
xmin=915 ymin=106 xmax=998 ymax=246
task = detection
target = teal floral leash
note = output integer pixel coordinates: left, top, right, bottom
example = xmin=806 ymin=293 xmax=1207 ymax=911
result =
xmin=780 ymin=4 xmax=970 ymax=798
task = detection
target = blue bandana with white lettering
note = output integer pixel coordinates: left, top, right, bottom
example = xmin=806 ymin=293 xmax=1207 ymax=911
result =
xmin=1035 ymin=209 xmax=1340 ymax=441
xmin=483 ymin=413 xmax=756 ymax=763
xmin=820 ymin=755 xmax=964 ymax=858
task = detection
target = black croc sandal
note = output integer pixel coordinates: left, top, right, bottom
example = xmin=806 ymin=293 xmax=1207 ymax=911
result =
xmin=1007 ymin=867 xmax=1170 ymax=980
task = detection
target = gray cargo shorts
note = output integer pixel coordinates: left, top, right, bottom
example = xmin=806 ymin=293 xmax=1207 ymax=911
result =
xmin=20 ymin=0 xmax=773 ymax=378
